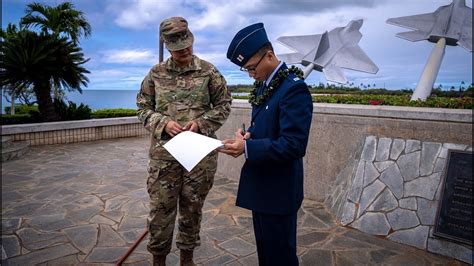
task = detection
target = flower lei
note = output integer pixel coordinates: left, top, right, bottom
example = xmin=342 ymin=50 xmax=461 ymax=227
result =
xmin=249 ymin=65 xmax=304 ymax=107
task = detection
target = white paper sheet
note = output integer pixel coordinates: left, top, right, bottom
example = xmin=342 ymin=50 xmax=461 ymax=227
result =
xmin=163 ymin=131 xmax=223 ymax=172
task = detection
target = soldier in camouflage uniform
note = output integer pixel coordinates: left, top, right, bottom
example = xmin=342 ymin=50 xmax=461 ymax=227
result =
xmin=136 ymin=17 xmax=232 ymax=266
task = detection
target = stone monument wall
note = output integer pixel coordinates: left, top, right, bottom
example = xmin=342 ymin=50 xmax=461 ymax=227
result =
xmin=325 ymin=136 xmax=472 ymax=264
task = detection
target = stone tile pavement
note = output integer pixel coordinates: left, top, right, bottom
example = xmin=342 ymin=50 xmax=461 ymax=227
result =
xmin=1 ymin=137 xmax=468 ymax=265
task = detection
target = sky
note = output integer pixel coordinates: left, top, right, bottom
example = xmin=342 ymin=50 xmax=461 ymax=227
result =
xmin=2 ymin=0 xmax=473 ymax=91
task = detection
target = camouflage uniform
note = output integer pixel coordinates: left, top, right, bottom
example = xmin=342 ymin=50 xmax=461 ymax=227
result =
xmin=137 ymin=54 xmax=232 ymax=255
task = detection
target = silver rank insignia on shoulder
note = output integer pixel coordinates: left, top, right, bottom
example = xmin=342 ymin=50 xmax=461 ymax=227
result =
xmin=265 ymin=105 xmax=268 ymax=110
xmin=293 ymin=77 xmax=300 ymax=81
xmin=237 ymin=55 xmax=244 ymax=62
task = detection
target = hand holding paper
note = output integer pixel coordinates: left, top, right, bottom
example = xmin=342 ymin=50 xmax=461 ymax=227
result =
xmin=163 ymin=131 xmax=223 ymax=172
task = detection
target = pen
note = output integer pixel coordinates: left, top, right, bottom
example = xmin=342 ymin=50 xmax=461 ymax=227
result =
xmin=242 ymin=123 xmax=246 ymax=136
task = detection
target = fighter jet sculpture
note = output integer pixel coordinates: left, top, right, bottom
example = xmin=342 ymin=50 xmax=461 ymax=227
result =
xmin=276 ymin=19 xmax=378 ymax=84
xmin=387 ymin=0 xmax=472 ymax=100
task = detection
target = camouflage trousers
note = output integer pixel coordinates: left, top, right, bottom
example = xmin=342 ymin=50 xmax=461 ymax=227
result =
xmin=146 ymin=152 xmax=217 ymax=256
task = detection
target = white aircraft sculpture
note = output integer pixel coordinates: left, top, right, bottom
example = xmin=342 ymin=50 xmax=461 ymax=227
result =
xmin=387 ymin=0 xmax=472 ymax=101
xmin=276 ymin=19 xmax=378 ymax=84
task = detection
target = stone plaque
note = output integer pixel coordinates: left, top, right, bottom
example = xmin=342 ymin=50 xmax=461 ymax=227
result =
xmin=434 ymin=150 xmax=473 ymax=245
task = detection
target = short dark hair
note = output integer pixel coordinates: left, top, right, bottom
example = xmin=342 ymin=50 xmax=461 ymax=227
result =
xmin=256 ymin=42 xmax=273 ymax=56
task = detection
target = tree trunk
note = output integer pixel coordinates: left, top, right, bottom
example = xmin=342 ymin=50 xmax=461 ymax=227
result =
xmin=10 ymin=93 xmax=15 ymax=115
xmin=33 ymin=82 xmax=60 ymax=122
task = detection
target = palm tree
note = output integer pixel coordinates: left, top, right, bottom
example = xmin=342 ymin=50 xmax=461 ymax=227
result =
xmin=20 ymin=2 xmax=91 ymax=44
xmin=18 ymin=1 xmax=91 ymax=110
xmin=0 ymin=30 xmax=89 ymax=122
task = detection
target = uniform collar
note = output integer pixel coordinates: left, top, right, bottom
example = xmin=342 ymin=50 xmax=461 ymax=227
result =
xmin=165 ymin=55 xmax=201 ymax=73
xmin=265 ymin=61 xmax=283 ymax=87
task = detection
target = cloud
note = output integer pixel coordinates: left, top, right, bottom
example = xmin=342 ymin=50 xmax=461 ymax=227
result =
xmin=101 ymin=49 xmax=158 ymax=65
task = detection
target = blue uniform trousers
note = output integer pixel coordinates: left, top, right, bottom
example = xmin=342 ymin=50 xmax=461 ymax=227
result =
xmin=252 ymin=211 xmax=298 ymax=266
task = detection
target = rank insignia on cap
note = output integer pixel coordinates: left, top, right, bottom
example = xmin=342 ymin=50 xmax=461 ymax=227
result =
xmin=237 ymin=55 xmax=244 ymax=62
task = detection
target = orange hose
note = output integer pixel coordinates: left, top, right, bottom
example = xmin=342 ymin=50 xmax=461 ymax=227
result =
xmin=116 ymin=229 xmax=149 ymax=266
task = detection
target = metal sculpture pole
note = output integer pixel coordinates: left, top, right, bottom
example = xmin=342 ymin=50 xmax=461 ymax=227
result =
xmin=411 ymin=38 xmax=446 ymax=100
xmin=387 ymin=0 xmax=472 ymax=101
xmin=276 ymin=19 xmax=378 ymax=84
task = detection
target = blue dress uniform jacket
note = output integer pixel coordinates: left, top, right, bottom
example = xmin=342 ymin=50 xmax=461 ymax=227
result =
xmin=236 ymin=63 xmax=313 ymax=215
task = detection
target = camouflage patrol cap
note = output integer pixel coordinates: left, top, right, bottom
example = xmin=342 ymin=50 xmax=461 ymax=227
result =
xmin=160 ymin=17 xmax=194 ymax=51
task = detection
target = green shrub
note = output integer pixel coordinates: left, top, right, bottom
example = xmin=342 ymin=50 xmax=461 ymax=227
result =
xmin=311 ymin=95 xmax=472 ymax=109
xmin=1 ymin=114 xmax=40 ymax=125
xmin=4 ymin=104 xmax=39 ymax=114
xmin=54 ymin=100 xmax=92 ymax=120
xmin=91 ymin=108 xmax=136 ymax=118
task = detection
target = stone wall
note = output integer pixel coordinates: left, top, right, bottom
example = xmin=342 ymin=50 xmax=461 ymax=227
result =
xmin=1 ymin=117 xmax=148 ymax=146
xmin=325 ymin=136 xmax=472 ymax=264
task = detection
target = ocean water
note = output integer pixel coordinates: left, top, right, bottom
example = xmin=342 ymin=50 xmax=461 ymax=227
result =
xmin=1 ymin=90 xmax=139 ymax=113
xmin=1 ymin=90 xmax=247 ymax=113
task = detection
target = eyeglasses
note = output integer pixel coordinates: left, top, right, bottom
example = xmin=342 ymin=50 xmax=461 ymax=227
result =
xmin=240 ymin=51 xmax=268 ymax=73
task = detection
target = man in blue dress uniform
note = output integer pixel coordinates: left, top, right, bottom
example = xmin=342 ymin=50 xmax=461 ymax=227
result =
xmin=219 ymin=23 xmax=313 ymax=266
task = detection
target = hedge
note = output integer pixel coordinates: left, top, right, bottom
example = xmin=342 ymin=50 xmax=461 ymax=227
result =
xmin=91 ymin=109 xmax=137 ymax=118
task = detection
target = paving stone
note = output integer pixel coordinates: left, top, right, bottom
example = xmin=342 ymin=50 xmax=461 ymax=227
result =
xmin=27 ymin=213 xmax=75 ymax=231
xmin=301 ymin=214 xmax=332 ymax=230
xmin=1 ymin=191 xmax=24 ymax=203
xmin=2 ymin=202 xmax=44 ymax=218
xmin=363 ymin=162 xmax=380 ymax=187
xmin=358 ymin=180 xmax=385 ymax=217
xmin=236 ymin=253 xmax=258 ymax=266
xmin=335 ymin=250 xmax=373 ymax=265
xmin=390 ymin=139 xmax=405 ymax=161
xmin=297 ymin=231 xmax=329 ymax=246
xmin=370 ymin=249 xmax=398 ymax=264
xmin=388 ymin=226 xmax=429 ymax=249
xmin=63 ymin=224 xmax=98 ymax=254
xmin=98 ymin=224 xmax=126 ymax=247
xmin=1 ymin=137 xmax=466 ymax=265
xmin=300 ymin=249 xmax=332 ymax=266
xmin=439 ymin=143 xmax=468 ymax=158
xmin=304 ymin=207 xmax=335 ymax=226
xmin=122 ymin=200 xmax=149 ymax=216
xmin=234 ymin=216 xmax=253 ymax=229
xmin=90 ymin=214 xmax=116 ymax=226
xmin=386 ymin=208 xmax=420 ymax=230
xmin=427 ymin=236 xmax=473 ymax=265
xmin=17 ymin=227 xmax=68 ymax=250
xmin=193 ymin=235 xmax=225 ymax=261
xmin=404 ymin=172 xmax=441 ymax=200
xmin=374 ymin=161 xmax=394 ymax=173
xmin=416 ymin=198 xmax=438 ymax=225
xmin=420 ymin=142 xmax=442 ymax=176
xmin=379 ymin=163 xmax=403 ymax=199
xmin=324 ymin=235 xmax=373 ymax=250
xmin=340 ymin=201 xmax=356 ymax=226
xmin=206 ymin=226 xmax=246 ymax=242
xmin=367 ymin=188 xmax=397 ymax=212
xmin=203 ymin=214 xmax=235 ymax=229
xmin=1 ymin=173 xmax=34 ymax=185
xmin=399 ymin=197 xmax=417 ymax=210
xmin=405 ymin=139 xmax=421 ymax=153
xmin=118 ymin=216 xmax=147 ymax=231
xmin=102 ymin=210 xmax=125 ymax=223
xmin=218 ymin=237 xmax=255 ymax=257
xmin=375 ymin=138 xmax=392 ymax=162
xmin=6 ymin=243 xmax=78 ymax=265
xmin=351 ymin=212 xmax=391 ymax=236
xmin=397 ymin=151 xmax=420 ymax=181
xmin=347 ymin=160 xmax=365 ymax=203
xmin=433 ymin=157 xmax=446 ymax=173
xmin=105 ymin=195 xmax=130 ymax=212
xmin=361 ymin=136 xmax=377 ymax=162
xmin=36 ymin=254 xmax=80 ymax=265
xmin=85 ymin=246 xmax=129 ymax=262
xmin=1 ymin=235 xmax=21 ymax=259
xmin=1 ymin=218 xmax=21 ymax=234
